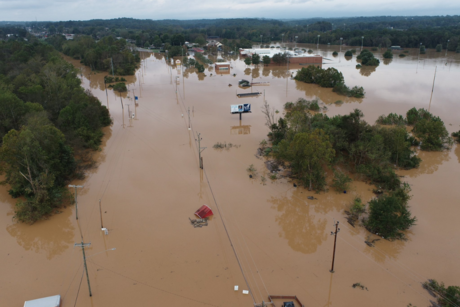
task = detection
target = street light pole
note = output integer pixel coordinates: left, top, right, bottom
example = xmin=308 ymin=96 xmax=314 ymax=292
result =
xmin=75 ymin=242 xmax=92 ymax=297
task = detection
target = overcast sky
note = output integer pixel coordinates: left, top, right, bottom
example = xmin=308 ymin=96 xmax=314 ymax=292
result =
xmin=0 ymin=0 xmax=459 ymax=22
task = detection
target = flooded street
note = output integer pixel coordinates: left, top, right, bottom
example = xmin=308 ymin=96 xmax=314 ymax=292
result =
xmin=1 ymin=44 xmax=460 ymax=306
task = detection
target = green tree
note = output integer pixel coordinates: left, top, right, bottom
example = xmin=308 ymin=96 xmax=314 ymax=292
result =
xmin=262 ymin=55 xmax=271 ymax=65
xmin=244 ymin=57 xmax=252 ymax=65
xmin=278 ymin=130 xmax=335 ymax=191
xmin=420 ymin=45 xmax=426 ymax=54
xmin=383 ymin=49 xmax=393 ymax=58
xmin=195 ymin=35 xmax=206 ymax=46
xmin=0 ymin=114 xmax=76 ymax=223
xmin=413 ymin=119 xmax=450 ymax=151
xmin=345 ymin=50 xmax=353 ymax=56
xmin=252 ymin=53 xmax=260 ymax=65
xmin=365 ymin=189 xmax=416 ymax=240
xmin=435 ymin=44 xmax=442 ymax=52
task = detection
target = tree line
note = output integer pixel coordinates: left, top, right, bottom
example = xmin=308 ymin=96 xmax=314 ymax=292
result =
xmin=0 ymin=40 xmax=112 ymax=223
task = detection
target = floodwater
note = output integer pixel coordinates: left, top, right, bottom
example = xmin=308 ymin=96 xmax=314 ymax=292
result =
xmin=1 ymin=44 xmax=460 ymax=307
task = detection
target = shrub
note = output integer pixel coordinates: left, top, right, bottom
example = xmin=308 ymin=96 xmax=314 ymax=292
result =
xmin=357 ymin=49 xmax=380 ymax=66
xmin=308 ymin=49 xmax=313 ymax=53
xmin=345 ymin=50 xmax=353 ymax=56
xmin=435 ymin=44 xmax=442 ymax=52
xmin=332 ymin=51 xmax=338 ymax=56
xmin=399 ymin=54 xmax=406 ymax=57
xmin=364 ymin=188 xmax=416 ymax=240
xmin=422 ymin=279 xmax=460 ymax=307
xmin=113 ymin=82 xmax=127 ymax=92
xmin=376 ymin=113 xmax=407 ymax=125
xmin=383 ymin=50 xmax=393 ymax=59
xmin=333 ymin=83 xmax=365 ymax=98
xmin=331 ymin=170 xmax=352 ymax=192
xmin=420 ymin=45 xmax=426 ymax=54
xmin=356 ymin=64 xmax=362 ymax=68
xmin=452 ymin=130 xmax=460 ymax=142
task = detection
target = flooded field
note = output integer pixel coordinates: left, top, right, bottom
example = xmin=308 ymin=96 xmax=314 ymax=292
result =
xmin=1 ymin=44 xmax=460 ymax=307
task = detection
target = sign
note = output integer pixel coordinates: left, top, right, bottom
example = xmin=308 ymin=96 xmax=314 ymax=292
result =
xmin=135 ymin=96 xmax=138 ymax=100
xmin=231 ymin=104 xmax=251 ymax=114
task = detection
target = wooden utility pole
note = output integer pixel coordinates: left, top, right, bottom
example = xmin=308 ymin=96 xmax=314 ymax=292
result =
xmin=75 ymin=242 xmax=92 ymax=296
xmin=428 ymin=66 xmax=437 ymax=112
xmin=99 ymin=199 xmax=104 ymax=229
xmin=330 ymin=221 xmax=340 ymax=273
xmin=68 ymin=185 xmax=84 ymax=220
xmin=196 ymin=132 xmax=206 ymax=169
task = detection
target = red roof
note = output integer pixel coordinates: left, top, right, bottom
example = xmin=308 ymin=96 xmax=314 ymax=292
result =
xmin=195 ymin=205 xmax=213 ymax=219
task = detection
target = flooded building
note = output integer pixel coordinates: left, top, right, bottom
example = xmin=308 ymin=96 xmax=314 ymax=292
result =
xmin=239 ymin=48 xmax=322 ymax=64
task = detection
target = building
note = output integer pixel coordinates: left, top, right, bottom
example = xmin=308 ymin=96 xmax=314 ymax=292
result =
xmin=239 ymin=48 xmax=322 ymax=65
xmin=215 ymin=62 xmax=231 ymax=72
xmin=64 ymin=34 xmax=74 ymax=40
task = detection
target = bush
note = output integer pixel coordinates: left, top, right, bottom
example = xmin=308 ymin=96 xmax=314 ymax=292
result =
xmin=112 ymin=82 xmax=127 ymax=92
xmin=332 ymin=51 xmax=338 ymax=56
xmin=436 ymin=44 xmax=442 ymax=52
xmin=357 ymin=49 xmax=380 ymax=66
xmin=331 ymin=170 xmax=352 ymax=192
xmin=345 ymin=50 xmax=353 ymax=56
xmin=294 ymin=66 xmax=344 ymax=88
xmin=332 ymin=82 xmax=365 ymax=98
xmin=383 ymin=50 xmax=393 ymax=59
xmin=364 ymin=187 xmax=416 ymax=240
xmin=399 ymin=53 xmax=406 ymax=57
xmin=376 ymin=113 xmax=407 ymax=125
xmin=420 ymin=45 xmax=426 ymax=54
xmin=452 ymin=130 xmax=460 ymax=142
xmin=422 ymin=279 xmax=460 ymax=307
xmin=356 ymin=64 xmax=362 ymax=68
xmin=308 ymin=49 xmax=313 ymax=53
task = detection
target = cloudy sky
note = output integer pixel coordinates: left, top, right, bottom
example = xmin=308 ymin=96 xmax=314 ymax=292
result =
xmin=0 ymin=0 xmax=459 ymax=21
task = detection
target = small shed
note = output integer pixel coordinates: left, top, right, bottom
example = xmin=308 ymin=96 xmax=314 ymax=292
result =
xmin=24 ymin=295 xmax=61 ymax=307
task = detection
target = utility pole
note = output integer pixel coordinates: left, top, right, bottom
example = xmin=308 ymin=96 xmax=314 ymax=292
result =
xmin=99 ymin=199 xmax=104 ymax=229
xmin=428 ymin=66 xmax=437 ymax=112
xmin=196 ymin=132 xmax=206 ymax=169
xmin=330 ymin=221 xmax=340 ymax=273
xmin=75 ymin=242 xmax=92 ymax=297
xmin=120 ymin=96 xmax=125 ymax=128
xmin=68 ymin=185 xmax=84 ymax=220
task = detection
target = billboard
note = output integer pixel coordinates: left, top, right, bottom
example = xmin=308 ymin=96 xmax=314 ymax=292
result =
xmin=231 ymin=104 xmax=251 ymax=114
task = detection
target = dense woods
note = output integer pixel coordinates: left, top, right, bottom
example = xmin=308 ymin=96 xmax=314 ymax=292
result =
xmin=0 ymin=40 xmax=111 ymax=223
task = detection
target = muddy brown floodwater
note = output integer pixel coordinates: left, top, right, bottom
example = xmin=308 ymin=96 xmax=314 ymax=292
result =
xmin=1 ymin=45 xmax=460 ymax=307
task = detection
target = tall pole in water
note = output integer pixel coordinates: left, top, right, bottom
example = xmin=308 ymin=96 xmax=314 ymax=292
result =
xmin=330 ymin=221 xmax=340 ymax=273
xmin=428 ymin=66 xmax=438 ymax=112
xmin=74 ymin=242 xmax=92 ymax=297
xmin=196 ymin=132 xmax=206 ymax=169
xmin=68 ymin=185 xmax=84 ymax=220
xmin=104 ymin=79 xmax=109 ymax=109
xmin=188 ymin=107 xmax=191 ymax=130
xmin=99 ymin=199 xmax=104 ymax=229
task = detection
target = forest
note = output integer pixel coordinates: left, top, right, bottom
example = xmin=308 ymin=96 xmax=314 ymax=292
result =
xmin=0 ymin=40 xmax=111 ymax=223
xmin=15 ymin=15 xmax=460 ymax=52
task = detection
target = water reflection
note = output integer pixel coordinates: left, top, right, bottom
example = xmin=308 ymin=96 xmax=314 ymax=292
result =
xmin=456 ymin=143 xmax=460 ymax=164
xmin=362 ymin=232 xmax=409 ymax=263
xmin=252 ymin=67 xmax=260 ymax=79
xmin=294 ymin=81 xmax=363 ymax=105
xmin=345 ymin=56 xmax=352 ymax=61
xmin=404 ymin=149 xmax=450 ymax=178
xmin=383 ymin=58 xmax=393 ymax=66
xmin=359 ymin=66 xmax=377 ymax=77
xmin=244 ymin=68 xmax=251 ymax=75
xmin=6 ymin=208 xmax=75 ymax=259
xmin=230 ymin=121 xmax=251 ymax=135
xmin=269 ymin=190 xmax=328 ymax=254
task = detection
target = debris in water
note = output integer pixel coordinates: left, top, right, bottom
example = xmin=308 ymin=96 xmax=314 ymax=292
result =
xmin=364 ymin=235 xmax=380 ymax=247
xmin=228 ymin=84 xmax=232 ymax=87
xmin=242 ymin=290 xmax=249 ymax=294
xmin=189 ymin=217 xmax=208 ymax=228
xmin=352 ymin=283 xmax=368 ymax=291
xmin=307 ymin=196 xmax=317 ymax=200
xmin=293 ymin=183 xmax=297 ymax=187
xmin=195 ymin=205 xmax=213 ymax=219
xmin=234 ymin=285 xmax=239 ymax=291
xmin=249 ymin=174 xmax=253 ymax=178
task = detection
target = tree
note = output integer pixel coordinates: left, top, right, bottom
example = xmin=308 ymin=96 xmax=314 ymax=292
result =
xmin=413 ymin=118 xmax=450 ymax=151
xmin=435 ymin=44 xmax=442 ymax=52
xmin=252 ymin=53 xmax=260 ymax=65
xmin=383 ymin=49 xmax=393 ymax=58
xmin=345 ymin=50 xmax=353 ymax=56
xmin=244 ymin=57 xmax=252 ymax=65
xmin=365 ymin=190 xmax=416 ymax=240
xmin=0 ymin=114 xmax=76 ymax=223
xmin=195 ymin=35 xmax=206 ymax=46
xmin=278 ymin=130 xmax=335 ymax=191
xmin=262 ymin=55 xmax=271 ymax=65
xmin=420 ymin=45 xmax=426 ymax=54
